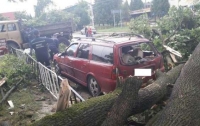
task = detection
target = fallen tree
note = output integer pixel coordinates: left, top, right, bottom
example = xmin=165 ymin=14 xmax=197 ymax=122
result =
xmin=147 ymin=42 xmax=200 ymax=125
xmin=32 ymin=64 xmax=183 ymax=126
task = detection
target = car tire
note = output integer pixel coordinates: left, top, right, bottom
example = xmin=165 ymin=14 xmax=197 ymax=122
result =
xmin=87 ymin=76 xmax=101 ymax=97
xmin=7 ymin=43 xmax=19 ymax=54
xmin=54 ymin=61 xmax=61 ymax=75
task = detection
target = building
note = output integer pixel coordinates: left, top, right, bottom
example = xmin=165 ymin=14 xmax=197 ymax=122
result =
xmin=0 ymin=12 xmax=16 ymax=20
xmin=130 ymin=8 xmax=151 ymax=18
xmin=129 ymin=0 xmax=195 ymax=19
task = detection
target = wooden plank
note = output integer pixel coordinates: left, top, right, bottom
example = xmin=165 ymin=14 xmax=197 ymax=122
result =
xmin=170 ymin=53 xmax=178 ymax=63
xmin=0 ymin=77 xmax=7 ymax=87
xmin=163 ymin=45 xmax=182 ymax=58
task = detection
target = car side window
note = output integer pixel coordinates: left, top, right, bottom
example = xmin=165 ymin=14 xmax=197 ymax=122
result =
xmin=0 ymin=24 xmax=6 ymax=32
xmin=66 ymin=43 xmax=78 ymax=57
xmin=92 ymin=45 xmax=113 ymax=64
xmin=77 ymin=43 xmax=90 ymax=59
xmin=7 ymin=23 xmax=17 ymax=31
xmin=101 ymin=47 xmax=113 ymax=64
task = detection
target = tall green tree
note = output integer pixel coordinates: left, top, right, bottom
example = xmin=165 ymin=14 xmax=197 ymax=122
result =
xmin=34 ymin=0 xmax=53 ymax=17
xmin=8 ymin=0 xmax=26 ymax=2
xmin=130 ymin=0 xmax=144 ymax=11
xmin=14 ymin=11 xmax=32 ymax=20
xmin=71 ymin=1 xmax=90 ymax=29
xmin=151 ymin=0 xmax=170 ymax=17
xmin=94 ymin=0 xmax=122 ymax=25
xmin=122 ymin=0 xmax=130 ymax=22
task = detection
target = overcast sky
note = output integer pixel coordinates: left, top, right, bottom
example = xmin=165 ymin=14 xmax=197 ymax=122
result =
xmin=0 ymin=0 xmax=188 ymax=16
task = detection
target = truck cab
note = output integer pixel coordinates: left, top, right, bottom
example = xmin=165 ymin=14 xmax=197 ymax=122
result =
xmin=0 ymin=20 xmax=25 ymax=50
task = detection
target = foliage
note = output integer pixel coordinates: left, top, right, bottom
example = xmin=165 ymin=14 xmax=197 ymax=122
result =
xmin=129 ymin=6 xmax=200 ymax=60
xmin=130 ymin=0 xmax=144 ymax=11
xmin=151 ymin=0 xmax=170 ymax=17
xmin=24 ymin=10 xmax=79 ymax=27
xmin=122 ymin=0 xmax=130 ymax=22
xmin=34 ymin=0 xmax=53 ymax=17
xmin=0 ymin=15 xmax=8 ymax=21
xmin=68 ymin=1 xmax=90 ymax=29
xmin=8 ymin=0 xmax=26 ymax=2
xmin=129 ymin=14 xmax=151 ymax=38
xmin=0 ymin=55 xmax=32 ymax=84
xmin=94 ymin=0 xmax=122 ymax=25
xmin=14 ymin=11 xmax=32 ymax=20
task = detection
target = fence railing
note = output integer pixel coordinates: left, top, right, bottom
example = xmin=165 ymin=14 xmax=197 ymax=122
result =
xmin=14 ymin=48 xmax=85 ymax=104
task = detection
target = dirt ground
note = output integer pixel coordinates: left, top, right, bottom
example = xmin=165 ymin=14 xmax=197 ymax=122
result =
xmin=0 ymin=78 xmax=91 ymax=126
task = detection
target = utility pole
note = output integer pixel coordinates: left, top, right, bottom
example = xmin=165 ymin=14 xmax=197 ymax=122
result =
xmin=120 ymin=10 xmax=122 ymax=27
xmin=90 ymin=0 xmax=94 ymax=27
xmin=113 ymin=13 xmax=116 ymax=27
xmin=86 ymin=0 xmax=94 ymax=27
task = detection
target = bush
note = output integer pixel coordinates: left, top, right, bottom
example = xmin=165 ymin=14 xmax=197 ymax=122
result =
xmin=0 ymin=55 xmax=33 ymax=85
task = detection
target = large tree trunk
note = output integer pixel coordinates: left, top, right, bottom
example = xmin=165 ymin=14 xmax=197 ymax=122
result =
xmin=147 ymin=43 xmax=200 ymax=126
xmin=32 ymin=65 xmax=183 ymax=126
xmin=101 ymin=77 xmax=142 ymax=126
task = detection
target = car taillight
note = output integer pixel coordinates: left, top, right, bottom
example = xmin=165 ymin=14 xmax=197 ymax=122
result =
xmin=111 ymin=67 xmax=119 ymax=80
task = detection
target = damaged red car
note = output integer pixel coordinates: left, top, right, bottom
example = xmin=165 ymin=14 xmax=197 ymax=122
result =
xmin=54 ymin=34 xmax=165 ymax=96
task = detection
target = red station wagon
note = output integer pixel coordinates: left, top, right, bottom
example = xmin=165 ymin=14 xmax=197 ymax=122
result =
xmin=53 ymin=35 xmax=165 ymax=96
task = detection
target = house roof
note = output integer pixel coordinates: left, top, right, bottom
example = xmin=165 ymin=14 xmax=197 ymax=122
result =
xmin=0 ymin=12 xmax=16 ymax=20
xmin=129 ymin=8 xmax=151 ymax=15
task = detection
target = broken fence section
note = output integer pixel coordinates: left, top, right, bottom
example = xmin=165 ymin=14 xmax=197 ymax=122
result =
xmin=14 ymin=48 xmax=85 ymax=104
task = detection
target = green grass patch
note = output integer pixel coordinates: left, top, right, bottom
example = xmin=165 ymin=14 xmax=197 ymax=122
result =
xmin=97 ymin=26 xmax=131 ymax=33
xmin=0 ymin=86 xmax=41 ymax=125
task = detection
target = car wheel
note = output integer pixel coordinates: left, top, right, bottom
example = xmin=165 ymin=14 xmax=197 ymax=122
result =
xmin=87 ymin=76 xmax=101 ymax=97
xmin=7 ymin=43 xmax=19 ymax=54
xmin=54 ymin=61 xmax=61 ymax=75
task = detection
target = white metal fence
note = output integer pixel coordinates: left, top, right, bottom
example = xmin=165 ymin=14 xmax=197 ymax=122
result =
xmin=14 ymin=48 xmax=85 ymax=103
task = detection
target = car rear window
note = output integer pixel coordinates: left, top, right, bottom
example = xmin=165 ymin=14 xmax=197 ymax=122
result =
xmin=92 ymin=45 xmax=113 ymax=64
xmin=120 ymin=42 xmax=157 ymax=65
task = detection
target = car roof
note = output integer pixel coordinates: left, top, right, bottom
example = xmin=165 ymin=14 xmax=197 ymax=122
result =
xmin=72 ymin=36 xmax=150 ymax=47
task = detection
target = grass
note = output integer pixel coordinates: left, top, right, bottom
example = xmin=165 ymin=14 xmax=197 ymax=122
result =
xmin=0 ymin=81 xmax=41 ymax=126
xmin=97 ymin=26 xmax=131 ymax=33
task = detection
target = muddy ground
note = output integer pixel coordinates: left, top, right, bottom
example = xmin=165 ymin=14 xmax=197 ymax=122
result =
xmin=0 ymin=78 xmax=91 ymax=126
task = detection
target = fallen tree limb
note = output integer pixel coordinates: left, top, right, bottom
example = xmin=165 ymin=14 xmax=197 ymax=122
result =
xmin=147 ymin=42 xmax=200 ymax=125
xmin=32 ymin=65 xmax=183 ymax=126
xmin=101 ymin=77 xmax=142 ymax=126
xmin=0 ymin=78 xmax=23 ymax=104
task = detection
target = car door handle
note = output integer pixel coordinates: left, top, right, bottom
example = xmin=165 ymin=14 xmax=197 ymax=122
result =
xmin=69 ymin=60 xmax=72 ymax=63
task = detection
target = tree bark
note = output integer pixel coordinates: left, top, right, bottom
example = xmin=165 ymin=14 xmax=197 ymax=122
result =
xmin=147 ymin=42 xmax=200 ymax=126
xmin=101 ymin=77 xmax=142 ymax=126
xmin=32 ymin=65 xmax=183 ymax=126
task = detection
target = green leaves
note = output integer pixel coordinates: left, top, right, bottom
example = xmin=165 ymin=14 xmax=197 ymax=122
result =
xmin=151 ymin=0 xmax=170 ymax=17
xmin=130 ymin=0 xmax=144 ymax=11
xmin=94 ymin=0 xmax=122 ymax=25
xmin=129 ymin=14 xmax=151 ymax=38
xmin=0 ymin=55 xmax=32 ymax=84
xmin=129 ymin=6 xmax=200 ymax=60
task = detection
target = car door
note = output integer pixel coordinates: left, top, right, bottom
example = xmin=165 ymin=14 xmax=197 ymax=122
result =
xmin=0 ymin=24 xmax=8 ymax=41
xmin=73 ymin=43 xmax=90 ymax=86
xmin=7 ymin=23 xmax=23 ymax=44
xmin=62 ymin=43 xmax=78 ymax=78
